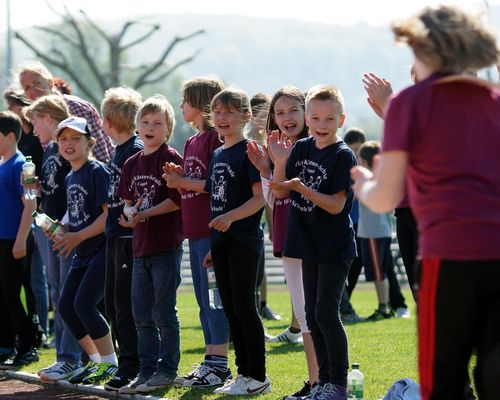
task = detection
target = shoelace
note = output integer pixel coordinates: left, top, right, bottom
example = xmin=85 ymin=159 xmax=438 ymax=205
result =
xmin=193 ymin=364 xmax=212 ymax=378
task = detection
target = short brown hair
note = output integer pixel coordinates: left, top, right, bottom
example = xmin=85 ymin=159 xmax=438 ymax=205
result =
xmin=137 ymin=95 xmax=176 ymax=142
xmin=305 ymin=84 xmax=345 ymax=115
xmin=358 ymin=140 xmax=381 ymax=169
xmin=0 ymin=111 xmax=22 ymax=142
xmin=211 ymin=88 xmax=251 ymax=116
xmin=392 ymin=5 xmax=499 ymax=74
xmin=101 ymin=87 xmax=142 ymax=134
xmin=24 ymin=94 xmax=69 ymax=124
xmin=182 ymin=77 xmax=224 ymax=131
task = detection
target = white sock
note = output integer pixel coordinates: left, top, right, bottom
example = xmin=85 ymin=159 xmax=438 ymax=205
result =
xmin=88 ymin=353 xmax=101 ymax=363
xmin=100 ymin=352 xmax=118 ymax=365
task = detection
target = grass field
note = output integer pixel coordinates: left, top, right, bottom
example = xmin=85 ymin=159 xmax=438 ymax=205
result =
xmin=21 ymin=283 xmax=418 ymax=400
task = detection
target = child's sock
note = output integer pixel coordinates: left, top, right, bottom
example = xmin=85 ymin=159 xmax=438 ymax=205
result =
xmin=101 ymin=352 xmax=118 ymax=365
xmin=203 ymin=354 xmax=212 ymax=365
xmin=205 ymin=354 xmax=228 ymax=371
xmin=88 ymin=353 xmax=101 ymax=363
xmin=289 ymin=326 xmax=301 ymax=334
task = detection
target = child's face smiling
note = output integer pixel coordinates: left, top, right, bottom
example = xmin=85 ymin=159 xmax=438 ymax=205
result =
xmin=306 ymin=99 xmax=345 ymax=149
xmin=273 ymin=96 xmax=305 ymax=142
xmin=212 ymin=104 xmax=247 ymax=139
xmin=138 ymin=111 xmax=168 ymax=151
xmin=57 ymin=128 xmax=90 ymax=165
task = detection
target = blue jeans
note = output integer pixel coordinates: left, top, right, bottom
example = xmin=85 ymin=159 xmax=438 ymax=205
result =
xmin=189 ymin=237 xmax=229 ymax=345
xmin=132 ymin=247 xmax=182 ymax=377
xmin=47 ymin=242 xmax=81 ymax=364
xmin=31 ymin=226 xmax=49 ymax=335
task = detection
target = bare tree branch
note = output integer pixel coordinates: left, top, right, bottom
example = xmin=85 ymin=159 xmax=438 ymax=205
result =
xmin=137 ymin=50 xmax=201 ymax=88
xmin=78 ymin=9 xmax=112 ymax=45
xmin=34 ymin=26 xmax=79 ymax=48
xmin=134 ymin=29 xmax=204 ymax=88
xmin=121 ymin=24 xmax=160 ymax=50
xmin=14 ymin=31 xmax=100 ymax=104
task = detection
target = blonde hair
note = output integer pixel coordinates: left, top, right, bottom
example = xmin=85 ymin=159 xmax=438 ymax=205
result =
xmin=305 ymin=84 xmax=345 ymax=115
xmin=101 ymin=87 xmax=142 ymax=134
xmin=392 ymin=5 xmax=499 ymax=74
xmin=137 ymin=95 xmax=176 ymax=142
xmin=18 ymin=61 xmax=53 ymax=83
xmin=182 ymin=77 xmax=225 ymax=132
xmin=24 ymin=94 xmax=69 ymax=123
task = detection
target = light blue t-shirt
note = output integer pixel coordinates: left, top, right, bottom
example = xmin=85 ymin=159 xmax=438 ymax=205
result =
xmin=0 ymin=151 xmax=25 ymax=240
xmin=357 ymin=202 xmax=392 ymax=239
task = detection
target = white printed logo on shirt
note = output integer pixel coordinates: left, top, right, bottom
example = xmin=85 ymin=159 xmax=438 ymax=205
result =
xmin=210 ymin=162 xmax=235 ymax=211
xmin=67 ymin=184 xmax=90 ymax=226
xmin=182 ymin=155 xmax=205 ymax=200
xmin=41 ymin=155 xmax=62 ymax=195
xmin=108 ymin=162 xmax=123 ymax=208
xmin=129 ymin=175 xmax=162 ymax=211
xmin=292 ymin=160 xmax=328 ymax=212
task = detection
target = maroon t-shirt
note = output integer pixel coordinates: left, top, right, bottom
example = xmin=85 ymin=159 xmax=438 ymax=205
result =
xmin=181 ymin=130 xmax=222 ymax=239
xmin=118 ymin=143 xmax=183 ymax=257
xmin=383 ymin=73 xmax=500 ymax=260
xmin=272 ymin=196 xmax=290 ymax=257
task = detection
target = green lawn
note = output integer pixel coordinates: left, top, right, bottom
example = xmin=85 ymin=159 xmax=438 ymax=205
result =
xmin=22 ymin=283 xmax=418 ymax=400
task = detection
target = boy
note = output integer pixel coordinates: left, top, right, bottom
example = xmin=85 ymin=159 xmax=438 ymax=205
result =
xmin=352 ymin=5 xmax=500 ymax=399
xmin=100 ymin=87 xmax=143 ymax=391
xmin=356 ymin=141 xmax=393 ymax=321
xmin=117 ymin=96 xmax=183 ymax=395
xmin=270 ymin=85 xmax=357 ymax=400
xmin=0 ymin=111 xmax=38 ymax=367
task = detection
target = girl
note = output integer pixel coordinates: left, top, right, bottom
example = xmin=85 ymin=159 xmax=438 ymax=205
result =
xmin=117 ymin=96 xmax=183 ymax=395
xmin=163 ymin=77 xmax=232 ymax=388
xmin=52 ymin=116 xmax=117 ymax=385
xmin=24 ymin=96 xmax=83 ymax=381
xmin=205 ymin=88 xmax=270 ymax=395
xmin=247 ymin=87 xmax=319 ymax=399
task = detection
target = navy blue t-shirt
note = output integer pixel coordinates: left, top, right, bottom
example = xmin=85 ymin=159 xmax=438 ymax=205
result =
xmin=65 ymin=160 xmax=110 ymax=264
xmin=106 ymin=134 xmax=143 ymax=237
xmin=284 ymin=137 xmax=357 ymax=263
xmin=204 ymin=139 xmax=264 ymax=255
xmin=41 ymin=142 xmax=72 ymax=221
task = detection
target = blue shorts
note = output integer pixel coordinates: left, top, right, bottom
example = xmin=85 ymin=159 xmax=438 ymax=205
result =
xmin=360 ymin=237 xmax=392 ymax=282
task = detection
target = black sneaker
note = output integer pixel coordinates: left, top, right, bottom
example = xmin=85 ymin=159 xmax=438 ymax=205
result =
xmin=183 ymin=364 xmax=232 ymax=388
xmin=68 ymin=361 xmax=99 ymax=384
xmin=260 ymin=305 xmax=282 ymax=321
xmin=1 ymin=347 xmax=39 ymax=368
xmin=366 ymin=309 xmax=394 ymax=322
xmin=0 ymin=350 xmax=16 ymax=364
xmin=284 ymin=380 xmax=315 ymax=400
xmin=104 ymin=374 xmax=132 ymax=391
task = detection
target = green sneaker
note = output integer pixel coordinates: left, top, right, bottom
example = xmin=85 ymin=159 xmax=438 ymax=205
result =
xmin=81 ymin=362 xmax=118 ymax=385
xmin=69 ymin=361 xmax=99 ymax=384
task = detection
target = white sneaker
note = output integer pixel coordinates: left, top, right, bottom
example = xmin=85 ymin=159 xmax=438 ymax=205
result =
xmin=395 ymin=307 xmax=411 ymax=319
xmin=214 ymin=374 xmax=245 ymax=394
xmin=267 ymin=328 xmax=303 ymax=344
xmin=214 ymin=375 xmax=271 ymax=395
xmin=39 ymin=361 xmax=84 ymax=381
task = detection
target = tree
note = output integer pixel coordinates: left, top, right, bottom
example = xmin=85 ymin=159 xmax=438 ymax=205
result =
xmin=14 ymin=2 xmax=204 ymax=105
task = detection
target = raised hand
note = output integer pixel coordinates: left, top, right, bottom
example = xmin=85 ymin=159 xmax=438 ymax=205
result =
xmin=247 ymin=140 xmax=271 ymax=178
xmin=363 ymin=73 xmax=393 ymax=120
xmin=268 ymin=130 xmax=292 ymax=164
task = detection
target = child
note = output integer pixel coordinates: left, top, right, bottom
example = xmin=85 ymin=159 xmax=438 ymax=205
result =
xmin=247 ymin=86 xmax=320 ymax=399
xmin=163 ymin=77 xmax=232 ymax=388
xmin=24 ymin=95 xmax=83 ymax=381
xmin=352 ymin=5 xmax=500 ymax=399
xmin=53 ymin=116 xmax=117 ymax=385
xmin=99 ymin=87 xmax=143 ymax=391
xmin=356 ymin=141 xmax=394 ymax=320
xmin=270 ymin=85 xmax=357 ymax=400
xmin=0 ymin=111 xmax=38 ymax=367
xmin=117 ymin=95 xmax=183 ymax=395
xmin=204 ymin=88 xmax=270 ymax=395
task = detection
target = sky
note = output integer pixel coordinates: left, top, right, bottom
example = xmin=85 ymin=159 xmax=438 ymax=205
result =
xmin=5 ymin=0 xmax=499 ymax=29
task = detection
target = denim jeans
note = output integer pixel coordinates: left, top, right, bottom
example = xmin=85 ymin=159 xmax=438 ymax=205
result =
xmin=132 ymin=247 xmax=182 ymax=378
xmin=31 ymin=226 xmax=49 ymax=335
xmin=189 ymin=237 xmax=229 ymax=346
xmin=47 ymin=242 xmax=81 ymax=364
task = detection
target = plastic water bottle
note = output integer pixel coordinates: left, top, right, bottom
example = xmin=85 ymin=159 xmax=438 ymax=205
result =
xmin=32 ymin=211 xmax=62 ymax=236
xmin=22 ymin=156 xmax=37 ymax=199
xmin=347 ymin=363 xmax=364 ymax=399
xmin=207 ymin=266 xmax=223 ymax=309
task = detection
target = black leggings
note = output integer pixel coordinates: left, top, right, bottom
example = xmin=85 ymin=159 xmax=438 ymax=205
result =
xmin=395 ymin=207 xmax=418 ymax=301
xmin=59 ymin=248 xmax=109 ymax=341
xmin=302 ymin=258 xmax=351 ymax=387
xmin=212 ymin=237 xmax=266 ymax=382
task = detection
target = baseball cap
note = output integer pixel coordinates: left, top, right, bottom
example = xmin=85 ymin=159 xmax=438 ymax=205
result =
xmin=55 ymin=116 xmax=90 ymax=137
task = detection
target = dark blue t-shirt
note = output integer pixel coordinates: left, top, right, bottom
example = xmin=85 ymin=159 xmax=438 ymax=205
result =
xmin=0 ymin=151 xmax=25 ymax=240
xmin=284 ymin=137 xmax=357 ymax=263
xmin=204 ymin=139 xmax=264 ymax=255
xmin=106 ymin=134 xmax=143 ymax=237
xmin=41 ymin=142 xmax=72 ymax=221
xmin=65 ymin=160 xmax=110 ymax=263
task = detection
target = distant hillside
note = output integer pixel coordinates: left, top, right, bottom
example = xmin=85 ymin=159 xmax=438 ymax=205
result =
xmin=3 ymin=10 xmax=499 ymax=147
